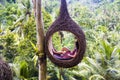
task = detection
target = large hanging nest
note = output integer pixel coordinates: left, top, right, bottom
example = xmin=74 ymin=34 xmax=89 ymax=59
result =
xmin=0 ymin=58 xmax=13 ymax=80
xmin=45 ymin=0 xmax=86 ymax=68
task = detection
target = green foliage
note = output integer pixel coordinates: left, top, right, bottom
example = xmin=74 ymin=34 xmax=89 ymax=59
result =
xmin=47 ymin=59 xmax=59 ymax=80
xmin=42 ymin=9 xmax=52 ymax=33
xmin=52 ymin=31 xmax=76 ymax=51
xmin=0 ymin=3 xmax=21 ymax=26
xmin=52 ymin=32 xmax=62 ymax=51
xmin=23 ymin=17 xmax=36 ymax=42
xmin=20 ymin=60 xmax=29 ymax=79
xmin=43 ymin=0 xmax=59 ymax=14
xmin=6 ymin=0 xmax=15 ymax=3
xmin=0 ymin=0 xmax=120 ymax=80
xmin=0 ymin=31 xmax=18 ymax=62
xmin=61 ymin=31 xmax=76 ymax=50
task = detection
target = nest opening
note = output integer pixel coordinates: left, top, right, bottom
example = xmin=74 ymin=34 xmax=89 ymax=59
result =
xmin=48 ymin=31 xmax=80 ymax=61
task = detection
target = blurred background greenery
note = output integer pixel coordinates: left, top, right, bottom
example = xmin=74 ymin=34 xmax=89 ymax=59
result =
xmin=52 ymin=31 xmax=76 ymax=51
xmin=0 ymin=0 xmax=120 ymax=80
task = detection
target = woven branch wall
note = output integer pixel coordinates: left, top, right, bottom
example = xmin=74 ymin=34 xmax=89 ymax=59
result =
xmin=45 ymin=0 xmax=86 ymax=68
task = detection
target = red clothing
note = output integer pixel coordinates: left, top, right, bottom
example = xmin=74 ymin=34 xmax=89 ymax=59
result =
xmin=53 ymin=49 xmax=77 ymax=60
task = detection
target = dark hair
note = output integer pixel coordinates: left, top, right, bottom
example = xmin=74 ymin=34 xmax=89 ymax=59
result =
xmin=75 ymin=41 xmax=79 ymax=49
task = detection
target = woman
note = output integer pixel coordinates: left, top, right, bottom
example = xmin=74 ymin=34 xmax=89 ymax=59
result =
xmin=52 ymin=41 xmax=79 ymax=60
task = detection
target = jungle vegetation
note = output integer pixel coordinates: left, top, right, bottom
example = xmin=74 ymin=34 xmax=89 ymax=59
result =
xmin=0 ymin=0 xmax=120 ymax=80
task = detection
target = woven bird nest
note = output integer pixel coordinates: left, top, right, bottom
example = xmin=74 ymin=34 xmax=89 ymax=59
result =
xmin=0 ymin=59 xmax=12 ymax=80
xmin=45 ymin=0 xmax=86 ymax=68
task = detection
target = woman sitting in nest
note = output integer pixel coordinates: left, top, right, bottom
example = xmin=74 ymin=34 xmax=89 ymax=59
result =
xmin=52 ymin=41 xmax=79 ymax=60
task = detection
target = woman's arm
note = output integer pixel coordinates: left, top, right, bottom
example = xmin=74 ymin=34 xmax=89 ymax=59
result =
xmin=67 ymin=52 xmax=76 ymax=57
xmin=52 ymin=47 xmax=70 ymax=54
xmin=52 ymin=49 xmax=65 ymax=54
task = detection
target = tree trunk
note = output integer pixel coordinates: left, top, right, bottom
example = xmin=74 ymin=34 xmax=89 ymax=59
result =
xmin=35 ymin=0 xmax=46 ymax=80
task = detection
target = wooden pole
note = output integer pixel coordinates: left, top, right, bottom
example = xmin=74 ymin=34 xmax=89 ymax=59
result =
xmin=34 ymin=0 xmax=46 ymax=80
xmin=59 ymin=67 xmax=62 ymax=80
